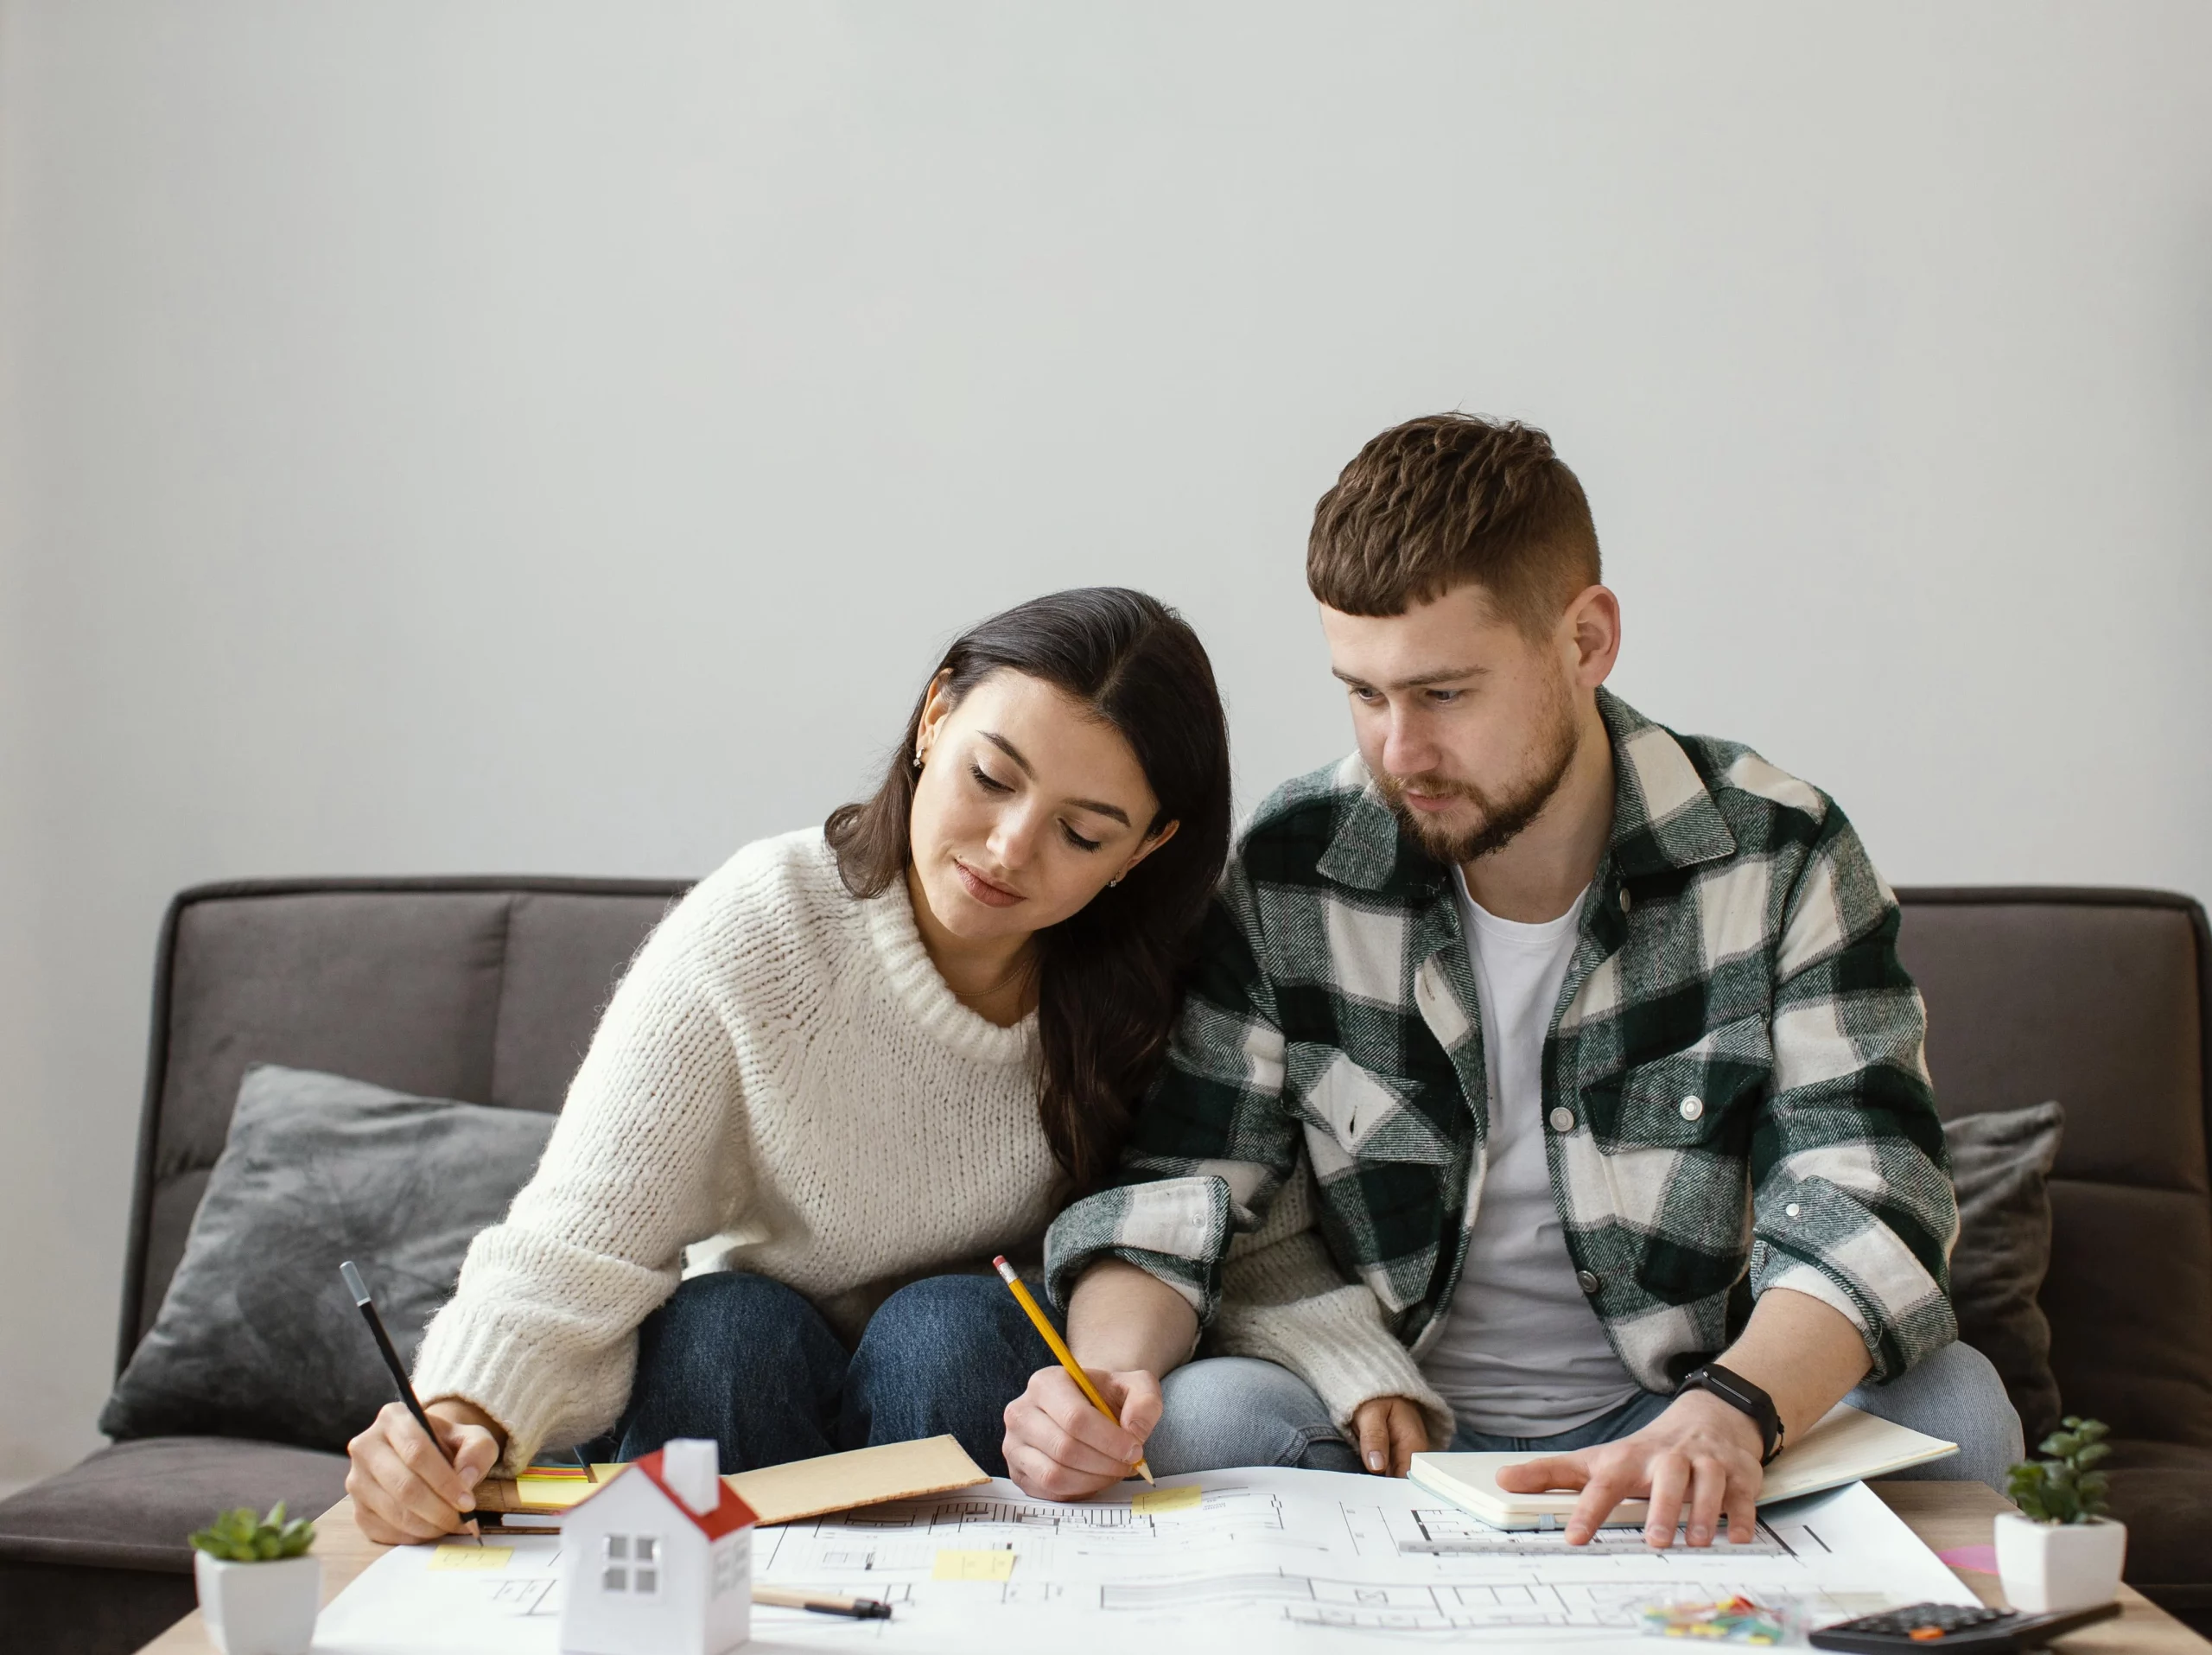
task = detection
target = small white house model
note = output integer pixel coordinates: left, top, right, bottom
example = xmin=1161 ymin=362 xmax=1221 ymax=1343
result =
xmin=559 ymin=1439 xmax=757 ymax=1655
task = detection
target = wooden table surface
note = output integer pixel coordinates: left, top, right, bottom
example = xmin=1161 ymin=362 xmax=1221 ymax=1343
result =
xmin=1869 ymin=1482 xmax=2201 ymax=1651
xmin=140 ymin=1481 xmax=2206 ymax=1652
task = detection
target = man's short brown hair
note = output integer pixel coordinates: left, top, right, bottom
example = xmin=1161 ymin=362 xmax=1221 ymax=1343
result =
xmin=1306 ymin=413 xmax=1600 ymax=635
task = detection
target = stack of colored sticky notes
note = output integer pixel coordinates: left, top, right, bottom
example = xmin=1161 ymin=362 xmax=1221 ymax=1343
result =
xmin=510 ymin=1463 xmax=602 ymax=1511
xmin=474 ymin=1435 xmax=991 ymax=1525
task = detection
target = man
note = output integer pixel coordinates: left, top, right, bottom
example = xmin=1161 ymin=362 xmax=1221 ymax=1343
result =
xmin=1001 ymin=414 xmax=2019 ymax=1548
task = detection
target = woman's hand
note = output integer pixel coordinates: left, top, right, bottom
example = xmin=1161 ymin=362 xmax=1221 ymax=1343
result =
xmin=1002 ymin=1365 xmax=1163 ymax=1501
xmin=346 ymin=1398 xmax=505 ymax=1545
xmin=1350 ymin=1395 xmax=1428 ymax=1476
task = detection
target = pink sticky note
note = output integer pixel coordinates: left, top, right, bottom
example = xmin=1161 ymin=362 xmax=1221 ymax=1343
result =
xmin=1939 ymin=1544 xmax=1999 ymax=1573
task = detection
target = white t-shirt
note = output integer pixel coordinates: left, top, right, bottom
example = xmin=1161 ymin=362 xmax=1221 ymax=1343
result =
xmin=1417 ymin=869 xmax=1641 ymax=1436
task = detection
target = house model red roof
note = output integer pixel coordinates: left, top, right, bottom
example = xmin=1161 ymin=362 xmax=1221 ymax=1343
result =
xmin=574 ymin=1448 xmax=759 ymax=1541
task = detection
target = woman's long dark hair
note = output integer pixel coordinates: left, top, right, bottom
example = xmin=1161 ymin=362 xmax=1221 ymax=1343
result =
xmin=824 ymin=588 xmax=1232 ymax=1194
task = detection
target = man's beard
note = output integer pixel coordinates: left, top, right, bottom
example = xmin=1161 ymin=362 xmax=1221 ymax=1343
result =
xmin=1377 ymin=703 xmax=1581 ymax=867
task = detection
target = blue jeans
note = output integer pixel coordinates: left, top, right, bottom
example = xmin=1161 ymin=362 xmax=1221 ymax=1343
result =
xmin=582 ymin=1270 xmax=1052 ymax=1476
xmin=1147 ymin=1340 xmax=2024 ymax=1490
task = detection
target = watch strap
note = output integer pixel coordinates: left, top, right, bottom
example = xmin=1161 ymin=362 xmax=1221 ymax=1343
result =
xmin=1677 ymin=1362 xmax=1784 ymax=1464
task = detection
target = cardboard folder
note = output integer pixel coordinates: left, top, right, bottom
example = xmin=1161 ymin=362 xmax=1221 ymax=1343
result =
xmin=474 ymin=1433 xmax=989 ymax=1526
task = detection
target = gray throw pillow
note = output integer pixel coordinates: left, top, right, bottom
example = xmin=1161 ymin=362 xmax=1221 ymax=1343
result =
xmin=1944 ymin=1099 xmax=2065 ymax=1444
xmin=100 ymin=1064 xmax=554 ymax=1454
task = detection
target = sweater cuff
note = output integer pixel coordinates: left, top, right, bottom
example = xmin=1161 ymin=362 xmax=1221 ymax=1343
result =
xmin=1209 ymin=1283 xmax=1454 ymax=1448
xmin=412 ymin=1307 xmax=627 ymax=1476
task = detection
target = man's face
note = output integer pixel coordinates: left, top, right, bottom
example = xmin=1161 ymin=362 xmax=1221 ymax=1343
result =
xmin=1319 ymin=582 xmax=1581 ymax=866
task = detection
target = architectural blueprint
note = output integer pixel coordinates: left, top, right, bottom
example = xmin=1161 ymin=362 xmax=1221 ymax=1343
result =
xmin=309 ymin=1469 xmax=1978 ymax=1654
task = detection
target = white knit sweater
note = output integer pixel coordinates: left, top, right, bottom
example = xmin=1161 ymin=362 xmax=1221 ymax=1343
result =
xmin=411 ymin=830 xmax=1062 ymax=1471
xmin=1208 ymin=1178 xmax=1456 ymax=1448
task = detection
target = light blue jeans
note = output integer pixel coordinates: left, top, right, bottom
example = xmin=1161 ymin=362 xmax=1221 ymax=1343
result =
xmin=1145 ymin=1340 xmax=2024 ymax=1490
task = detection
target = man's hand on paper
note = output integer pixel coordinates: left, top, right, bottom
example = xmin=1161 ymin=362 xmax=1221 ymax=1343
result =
xmin=1497 ymin=1388 xmax=1765 ymax=1549
xmin=1350 ymin=1395 xmax=1427 ymax=1477
xmin=1496 ymin=1288 xmax=1872 ymax=1550
xmin=1002 ymin=1365 xmax=1162 ymax=1500
xmin=346 ymin=1398 xmax=504 ymax=1545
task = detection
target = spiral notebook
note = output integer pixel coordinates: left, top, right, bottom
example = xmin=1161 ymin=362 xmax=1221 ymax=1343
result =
xmin=1408 ymin=1403 xmax=1957 ymax=1531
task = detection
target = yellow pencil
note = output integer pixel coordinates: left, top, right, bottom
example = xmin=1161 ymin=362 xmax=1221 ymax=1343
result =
xmin=992 ymin=1255 xmax=1154 ymax=1485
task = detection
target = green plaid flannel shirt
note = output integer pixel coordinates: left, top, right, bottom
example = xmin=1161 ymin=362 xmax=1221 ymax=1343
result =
xmin=1046 ymin=690 xmax=1959 ymax=1392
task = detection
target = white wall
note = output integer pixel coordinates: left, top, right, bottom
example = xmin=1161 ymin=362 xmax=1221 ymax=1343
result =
xmin=2 ymin=2 xmax=2206 ymax=1488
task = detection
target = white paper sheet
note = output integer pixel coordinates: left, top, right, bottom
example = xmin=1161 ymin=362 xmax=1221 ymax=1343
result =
xmin=311 ymin=1471 xmax=1978 ymax=1654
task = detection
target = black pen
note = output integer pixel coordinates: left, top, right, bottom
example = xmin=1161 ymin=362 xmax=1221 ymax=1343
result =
xmin=340 ymin=1259 xmax=455 ymax=1467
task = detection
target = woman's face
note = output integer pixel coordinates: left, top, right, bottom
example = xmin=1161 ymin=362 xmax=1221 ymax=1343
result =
xmin=907 ymin=669 xmax=1176 ymax=947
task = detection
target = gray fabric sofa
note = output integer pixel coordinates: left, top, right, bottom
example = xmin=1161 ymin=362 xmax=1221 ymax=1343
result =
xmin=2 ymin=877 xmax=2207 ymax=1652
xmin=0 ymin=878 xmax=686 ymax=1655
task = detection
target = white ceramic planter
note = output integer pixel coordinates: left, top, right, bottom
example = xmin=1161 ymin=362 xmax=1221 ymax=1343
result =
xmin=194 ymin=1551 xmax=321 ymax=1655
xmin=1993 ymin=1512 xmax=2127 ymax=1614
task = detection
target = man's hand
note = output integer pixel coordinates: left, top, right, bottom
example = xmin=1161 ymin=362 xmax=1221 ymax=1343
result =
xmin=1350 ymin=1395 xmax=1427 ymax=1476
xmin=1498 ymin=1287 xmax=1873 ymax=1549
xmin=346 ymin=1398 xmax=503 ymax=1545
xmin=1496 ymin=1389 xmax=1764 ymax=1547
xmin=1003 ymin=1365 xmax=1162 ymax=1501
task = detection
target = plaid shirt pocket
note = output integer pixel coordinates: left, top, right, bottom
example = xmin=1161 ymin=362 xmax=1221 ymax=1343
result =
xmin=1284 ymin=1044 xmax=1460 ymax=1316
xmin=1287 ymin=1044 xmax=1456 ymax=1166
xmin=1580 ymin=1016 xmax=1774 ymax=1155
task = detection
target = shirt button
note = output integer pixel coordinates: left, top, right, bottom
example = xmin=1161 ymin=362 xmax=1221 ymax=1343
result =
xmin=1785 ymin=1202 xmax=1802 ymax=1219
xmin=1679 ymin=1095 xmax=1704 ymax=1122
xmin=1548 ymin=1106 xmax=1576 ymax=1133
xmin=1575 ymin=1270 xmax=1601 ymax=1295
xmin=1618 ymin=888 xmax=1632 ymax=913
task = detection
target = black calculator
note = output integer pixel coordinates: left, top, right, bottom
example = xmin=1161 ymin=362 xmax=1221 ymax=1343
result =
xmin=1810 ymin=1600 xmax=2120 ymax=1651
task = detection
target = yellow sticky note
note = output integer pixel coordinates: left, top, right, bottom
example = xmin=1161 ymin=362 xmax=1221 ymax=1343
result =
xmin=514 ymin=1477 xmax=595 ymax=1509
xmin=1132 ymin=1483 xmax=1204 ymax=1515
xmin=931 ymin=1549 xmax=1016 ymax=1581
xmin=429 ymin=1544 xmax=513 ymax=1572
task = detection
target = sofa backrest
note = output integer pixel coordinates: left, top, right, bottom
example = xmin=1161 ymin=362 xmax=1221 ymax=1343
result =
xmin=118 ymin=878 xmax=2212 ymax=1450
xmin=115 ymin=878 xmax=686 ymax=1369
xmin=1896 ymin=888 xmax=2212 ymax=1448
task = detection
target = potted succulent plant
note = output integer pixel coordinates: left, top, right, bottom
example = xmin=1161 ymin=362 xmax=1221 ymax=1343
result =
xmin=1996 ymin=1416 xmax=2127 ymax=1614
xmin=188 ymin=1501 xmax=321 ymax=1655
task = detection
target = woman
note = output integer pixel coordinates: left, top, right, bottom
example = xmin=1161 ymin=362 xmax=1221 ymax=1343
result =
xmin=345 ymin=589 xmax=1231 ymax=1544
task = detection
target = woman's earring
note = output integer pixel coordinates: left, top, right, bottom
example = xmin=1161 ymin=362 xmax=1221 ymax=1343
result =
xmin=1108 ymin=874 xmax=1124 ymax=888
xmin=911 ymin=750 xmax=924 ymax=771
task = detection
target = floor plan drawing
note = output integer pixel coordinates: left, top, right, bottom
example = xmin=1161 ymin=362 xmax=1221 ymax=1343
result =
xmin=310 ymin=1467 xmax=1979 ymax=1654
xmin=743 ymin=1469 xmax=1974 ymax=1652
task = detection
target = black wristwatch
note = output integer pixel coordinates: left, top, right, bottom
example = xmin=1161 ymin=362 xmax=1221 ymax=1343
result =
xmin=1675 ymin=1363 xmax=1784 ymax=1464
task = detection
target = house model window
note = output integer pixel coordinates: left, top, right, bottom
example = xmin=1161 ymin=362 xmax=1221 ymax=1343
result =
xmin=601 ymin=1533 xmax=662 ymax=1595
xmin=710 ymin=1538 xmax=745 ymax=1597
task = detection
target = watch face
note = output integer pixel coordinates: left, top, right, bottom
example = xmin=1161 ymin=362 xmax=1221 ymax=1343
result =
xmin=1707 ymin=1372 xmax=1753 ymax=1407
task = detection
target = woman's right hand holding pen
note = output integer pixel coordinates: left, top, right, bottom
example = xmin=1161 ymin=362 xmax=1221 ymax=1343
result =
xmin=1002 ymin=1365 xmax=1163 ymax=1500
xmin=346 ymin=1397 xmax=505 ymax=1545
